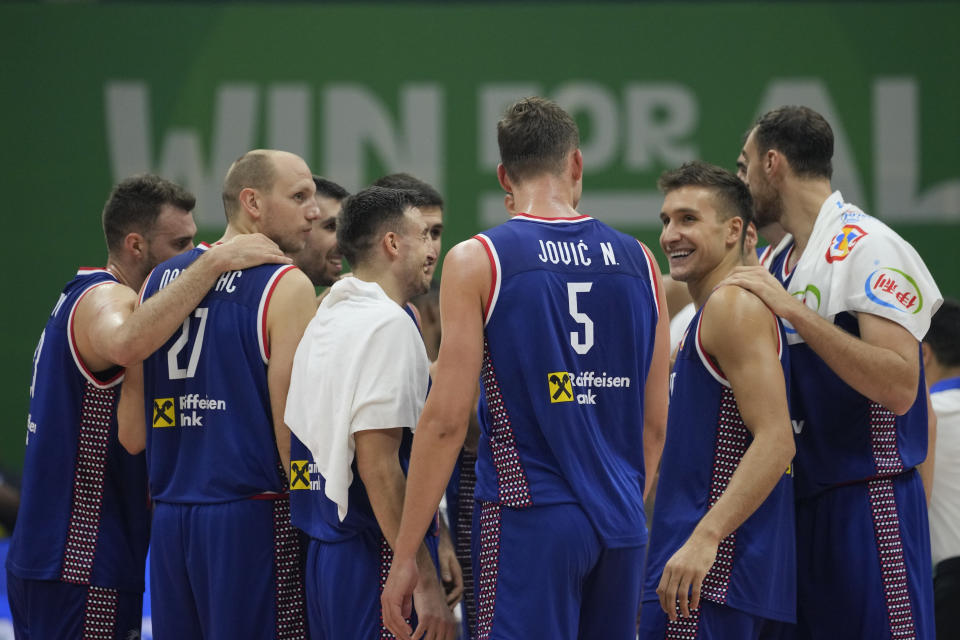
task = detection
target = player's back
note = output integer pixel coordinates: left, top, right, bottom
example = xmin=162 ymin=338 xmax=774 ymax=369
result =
xmin=140 ymin=245 xmax=297 ymax=503
xmin=7 ymin=269 xmax=150 ymax=591
xmin=474 ymin=213 xmax=659 ymax=548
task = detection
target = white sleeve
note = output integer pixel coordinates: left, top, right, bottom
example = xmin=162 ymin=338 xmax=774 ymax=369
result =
xmin=825 ymin=227 xmax=943 ymax=340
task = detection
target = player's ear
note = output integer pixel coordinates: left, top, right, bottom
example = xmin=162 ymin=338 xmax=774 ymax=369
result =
xmin=497 ymin=164 xmax=513 ymax=194
xmin=765 ymin=149 xmax=782 ymax=179
xmin=124 ymin=231 xmax=147 ymax=259
xmin=239 ymin=187 xmax=261 ymax=219
xmin=382 ymin=231 xmax=401 ymax=258
xmin=570 ymin=149 xmax=583 ymax=182
xmin=727 ymin=216 xmax=743 ymax=248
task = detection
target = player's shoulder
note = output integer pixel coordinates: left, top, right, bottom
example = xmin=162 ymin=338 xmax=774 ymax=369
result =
xmin=445 ymin=237 xmax=491 ymax=272
xmin=704 ymin=284 xmax=775 ymax=330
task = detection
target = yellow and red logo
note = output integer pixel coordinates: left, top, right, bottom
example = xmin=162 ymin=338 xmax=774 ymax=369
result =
xmin=825 ymin=225 xmax=868 ymax=263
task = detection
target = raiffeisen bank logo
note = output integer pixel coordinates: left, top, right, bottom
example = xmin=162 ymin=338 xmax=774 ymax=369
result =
xmin=547 ymin=370 xmax=632 ymax=405
xmin=151 ymin=394 xmax=227 ymax=428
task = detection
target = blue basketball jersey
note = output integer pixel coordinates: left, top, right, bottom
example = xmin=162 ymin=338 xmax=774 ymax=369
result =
xmin=642 ymin=300 xmax=796 ymax=623
xmin=766 ymin=240 xmax=928 ymax=499
xmin=473 ymin=213 xmax=660 ymax=548
xmin=290 ymin=428 xmax=438 ymax=543
xmin=140 ymin=245 xmax=297 ymax=503
xmin=7 ymin=269 xmax=150 ymax=592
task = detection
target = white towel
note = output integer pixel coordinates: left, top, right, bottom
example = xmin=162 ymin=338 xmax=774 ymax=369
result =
xmin=784 ymin=191 xmax=942 ymax=344
xmin=284 ymin=277 xmax=430 ymax=521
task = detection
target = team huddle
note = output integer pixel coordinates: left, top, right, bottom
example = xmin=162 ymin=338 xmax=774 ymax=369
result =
xmin=4 ymin=98 xmax=945 ymax=640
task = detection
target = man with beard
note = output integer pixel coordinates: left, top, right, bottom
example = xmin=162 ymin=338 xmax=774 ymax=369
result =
xmin=290 ymin=176 xmax=349 ymax=292
xmin=7 ymin=174 xmax=288 ymax=639
xmin=284 ymin=187 xmax=455 ymax=639
xmin=727 ymin=106 xmax=941 ymax=639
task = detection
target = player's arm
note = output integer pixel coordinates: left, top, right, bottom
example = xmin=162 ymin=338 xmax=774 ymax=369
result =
xmin=722 ymin=266 xmax=920 ymax=414
xmin=643 ymin=244 xmax=670 ymax=500
xmin=381 ymin=239 xmax=488 ymax=639
xmin=79 ymin=234 xmax=290 ymax=371
xmin=117 ymin=361 xmax=146 ymax=454
xmin=266 ymin=268 xmax=317 ymax=478
xmin=657 ymin=286 xmax=795 ymax=620
xmin=355 ymin=429 xmax=457 ymax=639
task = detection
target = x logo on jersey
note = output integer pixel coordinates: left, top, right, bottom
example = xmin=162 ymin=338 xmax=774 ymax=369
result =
xmin=549 ymin=373 xmax=573 ymax=401
xmin=290 ymin=461 xmax=310 ymax=490
xmin=152 ymin=399 xmax=175 ymax=426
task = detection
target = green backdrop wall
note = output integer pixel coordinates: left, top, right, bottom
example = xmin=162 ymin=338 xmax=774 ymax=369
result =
xmin=2 ymin=2 xmax=958 ymax=472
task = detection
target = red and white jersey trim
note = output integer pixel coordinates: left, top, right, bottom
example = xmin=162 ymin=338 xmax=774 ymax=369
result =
xmin=694 ymin=300 xmax=784 ymax=388
xmin=637 ymin=241 xmax=661 ymax=320
xmin=512 ymin=212 xmax=594 ymax=224
xmin=474 ymin=234 xmax=502 ymax=327
xmin=779 ymin=244 xmax=796 ymax=280
xmin=258 ymin=265 xmax=299 ymax=364
xmin=758 ymin=245 xmax=773 ymax=267
xmin=67 ymin=280 xmax=125 ymax=389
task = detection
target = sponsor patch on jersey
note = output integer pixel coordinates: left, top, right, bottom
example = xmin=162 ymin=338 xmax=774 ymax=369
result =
xmin=864 ymin=267 xmax=923 ymax=313
xmin=547 ymin=371 xmax=574 ymax=403
xmin=825 ymin=224 xmax=867 ymax=263
xmin=290 ymin=460 xmax=310 ymax=490
xmin=152 ymin=397 xmax=176 ymax=427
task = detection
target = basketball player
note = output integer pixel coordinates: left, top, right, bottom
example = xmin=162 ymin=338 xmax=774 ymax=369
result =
xmin=639 ymin=162 xmax=796 ymax=638
xmin=381 ymin=96 xmax=670 ymax=640
xmin=6 ymin=174 xmax=288 ymax=639
xmin=727 ymin=105 xmax=941 ymax=639
xmin=284 ymin=186 xmax=455 ymax=639
xmin=289 ymin=176 xmax=348 ymax=289
xmin=118 ymin=150 xmax=318 ymax=639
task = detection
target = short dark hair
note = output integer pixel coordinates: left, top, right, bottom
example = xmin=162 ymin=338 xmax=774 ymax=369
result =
xmin=925 ymin=298 xmax=960 ymax=368
xmin=337 ymin=186 xmax=420 ymax=267
xmin=372 ymin=173 xmax=443 ymax=209
xmin=753 ymin=106 xmax=834 ymax=179
xmin=658 ymin=161 xmax=755 ymax=246
xmin=313 ymin=175 xmax=349 ymax=201
xmin=102 ymin=174 xmax=195 ymax=252
xmin=497 ymin=96 xmax=580 ymax=183
xmin=222 ymin=150 xmax=276 ymax=220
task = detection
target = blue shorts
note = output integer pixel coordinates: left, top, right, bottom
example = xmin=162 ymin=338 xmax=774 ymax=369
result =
xmin=638 ymin=599 xmax=792 ymax=640
xmin=150 ymin=497 xmax=307 ymax=640
xmin=794 ymin=470 xmax=934 ymax=640
xmin=6 ymin=572 xmax=143 ymax=639
xmin=304 ymin=528 xmax=440 ymax=639
xmin=471 ymin=500 xmax=643 ymax=640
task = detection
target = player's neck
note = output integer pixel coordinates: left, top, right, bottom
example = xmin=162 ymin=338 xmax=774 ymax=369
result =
xmin=510 ymin=179 xmax=580 ymax=219
xmin=217 ymin=222 xmax=248 ymax=244
xmin=687 ymin=252 xmax=742 ymax=308
xmin=780 ymin=179 xmax=834 ymax=259
xmin=104 ymin=258 xmax=139 ymax=291
xmin=351 ymin=266 xmax=409 ymax=308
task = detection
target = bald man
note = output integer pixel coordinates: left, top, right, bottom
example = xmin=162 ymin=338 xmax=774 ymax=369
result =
xmin=119 ymin=150 xmax=319 ymax=639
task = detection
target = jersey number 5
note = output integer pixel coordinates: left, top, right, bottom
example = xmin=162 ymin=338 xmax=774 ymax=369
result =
xmin=168 ymin=307 xmax=208 ymax=379
xmin=567 ymin=282 xmax=594 ymax=355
